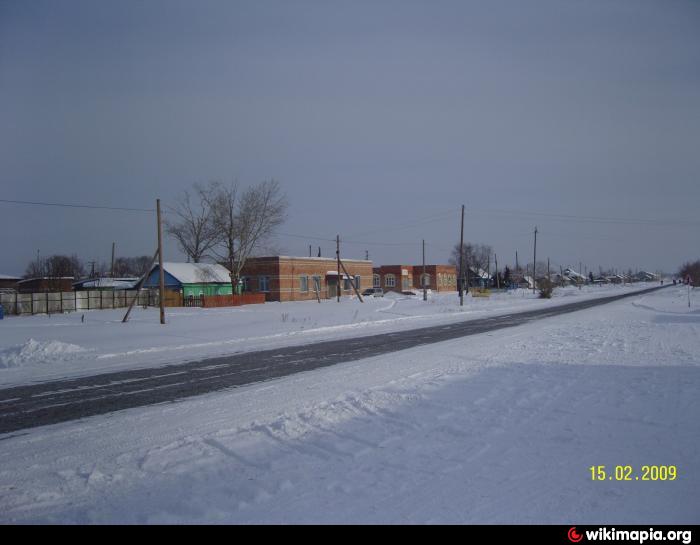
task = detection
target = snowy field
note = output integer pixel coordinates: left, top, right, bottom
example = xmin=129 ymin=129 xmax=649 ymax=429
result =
xmin=0 ymin=285 xmax=697 ymax=523
xmin=0 ymin=283 xmax=657 ymax=387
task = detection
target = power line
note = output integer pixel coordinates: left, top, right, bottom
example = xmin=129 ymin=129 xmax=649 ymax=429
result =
xmin=467 ymin=207 xmax=700 ymax=227
xmin=0 ymin=198 xmax=155 ymax=213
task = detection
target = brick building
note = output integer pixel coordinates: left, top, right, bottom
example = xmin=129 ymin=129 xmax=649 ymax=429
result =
xmin=0 ymin=274 xmax=21 ymax=291
xmin=375 ymin=265 xmax=457 ymax=293
xmin=412 ymin=265 xmax=458 ymax=292
xmin=374 ymin=265 xmax=414 ymax=293
xmin=239 ymin=256 xmax=373 ymax=302
xmin=17 ymin=277 xmax=75 ymax=293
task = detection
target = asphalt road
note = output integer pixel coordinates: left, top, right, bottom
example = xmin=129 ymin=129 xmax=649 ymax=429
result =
xmin=0 ymin=285 xmax=666 ymax=435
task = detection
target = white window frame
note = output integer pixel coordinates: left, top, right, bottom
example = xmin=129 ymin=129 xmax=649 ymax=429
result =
xmin=373 ymin=274 xmax=380 ymax=288
xmin=259 ymin=276 xmax=270 ymax=292
xmin=300 ymin=275 xmax=309 ymax=293
xmin=385 ymin=274 xmax=396 ymax=288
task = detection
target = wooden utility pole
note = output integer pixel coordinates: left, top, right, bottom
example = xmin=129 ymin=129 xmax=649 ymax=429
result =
xmin=339 ymin=259 xmax=363 ymax=302
xmin=422 ymin=239 xmax=427 ymax=301
xmin=309 ymin=245 xmax=312 ymax=258
xmin=122 ymin=249 xmax=159 ymax=323
xmin=495 ymin=253 xmax=499 ymax=289
xmin=157 ymin=199 xmax=166 ymax=324
xmin=516 ymin=251 xmax=519 ymax=274
xmin=547 ymin=257 xmax=551 ymax=282
xmin=110 ymin=242 xmax=116 ymax=278
xmin=459 ymin=204 xmax=465 ymax=307
xmin=487 ymin=255 xmax=490 ymax=287
xmin=532 ymin=226 xmax=538 ymax=294
xmin=336 ymin=235 xmax=341 ymax=302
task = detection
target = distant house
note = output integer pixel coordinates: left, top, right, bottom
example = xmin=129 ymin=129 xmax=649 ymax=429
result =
xmin=72 ymin=278 xmax=138 ymax=291
xmin=144 ymin=263 xmax=233 ymax=297
xmin=17 ymin=277 xmax=74 ymax=293
xmin=0 ymin=274 xmax=21 ymax=291
xmin=563 ymin=268 xmax=586 ymax=283
xmin=634 ymin=271 xmax=658 ymax=282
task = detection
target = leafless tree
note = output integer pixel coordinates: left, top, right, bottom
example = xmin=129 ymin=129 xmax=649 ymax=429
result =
xmin=210 ymin=179 xmax=288 ymax=290
xmin=448 ymin=242 xmax=492 ymax=274
xmin=25 ymin=256 xmax=46 ymax=278
xmin=112 ymin=256 xmax=153 ymax=277
xmin=679 ymin=260 xmax=700 ymax=286
xmin=166 ymin=183 xmax=220 ymax=263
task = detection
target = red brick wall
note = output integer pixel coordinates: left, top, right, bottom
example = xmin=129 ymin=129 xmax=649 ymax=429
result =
xmin=376 ymin=265 xmax=414 ymax=293
xmin=411 ymin=265 xmax=457 ymax=292
xmin=240 ymin=257 xmax=374 ymax=302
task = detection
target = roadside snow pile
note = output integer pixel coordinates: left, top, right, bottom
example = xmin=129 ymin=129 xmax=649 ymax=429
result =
xmin=0 ymin=339 xmax=90 ymax=368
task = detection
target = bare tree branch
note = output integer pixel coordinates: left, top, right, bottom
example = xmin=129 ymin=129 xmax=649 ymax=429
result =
xmin=166 ymin=182 xmax=220 ymax=263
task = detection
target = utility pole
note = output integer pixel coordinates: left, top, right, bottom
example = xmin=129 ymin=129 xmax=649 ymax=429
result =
xmin=532 ymin=226 xmax=538 ymax=294
xmin=487 ymin=255 xmax=490 ymax=288
xmin=422 ymin=239 xmax=427 ymax=301
xmin=336 ymin=235 xmax=341 ymax=302
xmin=547 ymin=257 xmax=551 ymax=282
xmin=309 ymin=245 xmax=312 ymax=258
xmin=366 ymin=250 xmax=369 ymax=261
xmin=516 ymin=251 xmax=519 ymax=274
xmin=459 ymin=204 xmax=465 ymax=307
xmin=157 ymin=199 xmax=165 ymax=325
xmin=494 ymin=253 xmax=499 ymax=289
xmin=111 ymin=242 xmax=116 ymax=278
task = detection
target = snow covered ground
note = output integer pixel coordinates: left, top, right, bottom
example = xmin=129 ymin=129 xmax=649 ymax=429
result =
xmin=0 ymin=285 xmax=697 ymax=523
xmin=0 ymin=283 xmax=656 ymax=387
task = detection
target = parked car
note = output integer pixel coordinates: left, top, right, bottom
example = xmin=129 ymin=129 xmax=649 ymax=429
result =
xmin=362 ymin=288 xmax=384 ymax=297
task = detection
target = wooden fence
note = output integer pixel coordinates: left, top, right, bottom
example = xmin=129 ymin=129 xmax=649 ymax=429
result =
xmin=201 ymin=294 xmax=266 ymax=308
xmin=0 ymin=289 xmax=160 ymax=316
xmin=0 ymin=290 xmax=267 ymax=316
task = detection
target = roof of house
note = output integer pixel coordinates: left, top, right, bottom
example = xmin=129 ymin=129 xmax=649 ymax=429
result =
xmin=72 ymin=278 xmax=138 ymax=289
xmin=155 ymin=262 xmax=232 ymax=284
xmin=0 ymin=274 xmax=21 ymax=280
xmin=17 ymin=276 xmax=74 ymax=284
xmin=248 ymin=256 xmax=371 ymax=264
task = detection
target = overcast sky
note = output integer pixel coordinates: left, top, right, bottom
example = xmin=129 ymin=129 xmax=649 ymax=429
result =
xmin=1 ymin=0 xmax=699 ymax=276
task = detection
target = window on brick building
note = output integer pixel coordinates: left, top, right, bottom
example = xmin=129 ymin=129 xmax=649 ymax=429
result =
xmin=300 ymin=276 xmax=309 ymax=292
xmin=259 ymin=276 xmax=270 ymax=292
xmin=385 ymin=274 xmax=396 ymax=288
xmin=373 ymin=274 xmax=380 ymax=288
xmin=241 ymin=276 xmax=251 ymax=292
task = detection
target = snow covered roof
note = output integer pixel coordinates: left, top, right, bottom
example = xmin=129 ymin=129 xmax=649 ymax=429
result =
xmin=0 ymin=274 xmax=21 ymax=280
xmin=17 ymin=276 xmax=74 ymax=283
xmin=157 ymin=263 xmax=232 ymax=284
xmin=73 ymin=278 xmax=138 ymax=289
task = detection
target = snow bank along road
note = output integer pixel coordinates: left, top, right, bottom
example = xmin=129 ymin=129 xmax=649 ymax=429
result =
xmin=0 ymin=286 xmax=667 ymax=434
